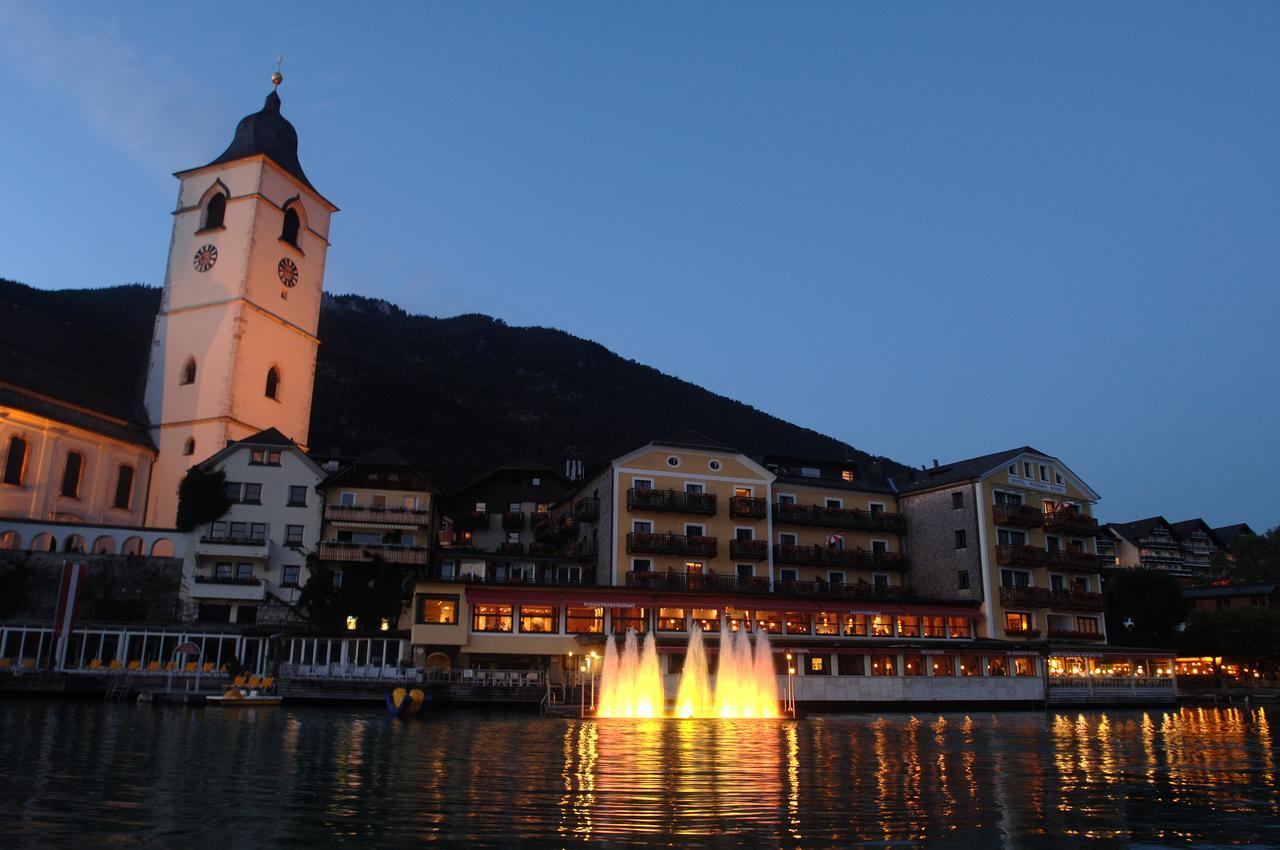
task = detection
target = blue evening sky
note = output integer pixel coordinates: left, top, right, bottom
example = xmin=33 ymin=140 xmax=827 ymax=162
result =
xmin=0 ymin=2 xmax=1276 ymax=530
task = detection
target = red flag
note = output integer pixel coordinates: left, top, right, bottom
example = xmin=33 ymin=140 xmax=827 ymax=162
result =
xmin=54 ymin=561 xmax=87 ymax=643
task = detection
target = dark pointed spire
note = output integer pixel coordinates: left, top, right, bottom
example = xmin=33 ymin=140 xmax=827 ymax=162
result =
xmin=203 ymin=90 xmax=313 ymax=189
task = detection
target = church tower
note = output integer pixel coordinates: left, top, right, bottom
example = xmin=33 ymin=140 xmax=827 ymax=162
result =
xmin=143 ymin=79 xmax=337 ymax=527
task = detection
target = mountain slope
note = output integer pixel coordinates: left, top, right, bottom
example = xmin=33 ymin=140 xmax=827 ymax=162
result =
xmin=0 ymin=280 xmax=906 ymax=490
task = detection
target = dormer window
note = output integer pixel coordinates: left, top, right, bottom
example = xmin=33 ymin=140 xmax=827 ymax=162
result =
xmin=281 ymin=206 xmax=301 ymax=247
xmin=204 ymin=192 xmax=226 ymax=230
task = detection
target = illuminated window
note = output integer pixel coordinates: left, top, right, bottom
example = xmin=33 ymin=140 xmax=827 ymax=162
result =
xmin=472 ymin=604 xmax=513 ymax=632
xmin=931 ymin=656 xmax=955 ymax=676
xmin=658 ymin=607 xmax=687 ymax=631
xmin=814 ymin=612 xmax=838 ymax=636
xmin=988 ymin=656 xmax=1009 ymax=677
xmin=3 ymin=436 xmax=27 ymax=485
xmin=842 ymin=613 xmax=867 ymax=637
xmin=1005 ymin=612 xmax=1031 ymax=633
xmin=566 ymin=606 xmax=603 ymax=634
xmin=755 ymin=610 xmax=781 ymax=634
xmin=611 ymin=608 xmax=649 ymax=635
xmin=902 ymin=652 xmax=926 ymax=677
xmin=806 ymin=655 xmax=829 ymax=676
xmin=871 ymin=656 xmax=898 ymax=676
xmin=519 ymin=605 xmax=558 ymax=633
xmin=897 ymin=615 xmax=920 ymax=638
xmin=949 ymin=617 xmax=973 ymax=639
xmin=1013 ymin=656 xmax=1037 ymax=677
xmin=870 ymin=614 xmax=893 ymax=637
xmin=959 ymin=655 xmax=983 ymax=676
xmin=418 ymin=596 xmax=458 ymax=624
xmin=1076 ymin=616 xmax=1099 ymax=634
xmin=785 ymin=611 xmax=810 ymax=635
xmin=726 ymin=607 xmax=751 ymax=632
xmin=692 ymin=608 xmax=719 ymax=631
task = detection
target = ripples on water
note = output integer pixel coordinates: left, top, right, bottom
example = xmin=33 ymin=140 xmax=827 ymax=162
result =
xmin=0 ymin=702 xmax=1276 ymax=847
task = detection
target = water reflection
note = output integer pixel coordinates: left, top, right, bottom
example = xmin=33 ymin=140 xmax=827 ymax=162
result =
xmin=0 ymin=704 xmax=1278 ymax=847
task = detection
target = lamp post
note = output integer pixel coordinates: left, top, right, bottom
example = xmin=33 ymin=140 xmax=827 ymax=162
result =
xmin=588 ymin=651 xmax=598 ymax=712
xmin=785 ymin=652 xmax=795 ymax=716
xmin=579 ymin=663 xmax=588 ymax=717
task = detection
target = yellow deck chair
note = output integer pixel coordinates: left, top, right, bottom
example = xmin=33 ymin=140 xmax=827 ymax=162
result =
xmin=259 ymin=676 xmax=274 ymax=690
xmin=88 ymin=659 xmax=103 ymax=670
xmin=247 ymin=675 xmax=262 ymax=688
xmin=232 ymin=675 xmax=248 ymax=687
xmin=0 ymin=659 xmax=11 ymax=669
xmin=108 ymin=660 xmax=123 ymax=671
xmin=126 ymin=660 xmax=141 ymax=671
xmin=201 ymin=662 xmax=215 ymax=673
xmin=219 ymin=664 xmax=228 ymax=673
xmin=183 ymin=662 xmax=197 ymax=673
xmin=146 ymin=661 xmax=161 ymax=673
xmin=21 ymin=659 xmax=35 ymax=670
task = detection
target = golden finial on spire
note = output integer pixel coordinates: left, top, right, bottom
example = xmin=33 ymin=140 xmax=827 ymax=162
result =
xmin=272 ymin=53 xmax=285 ymax=88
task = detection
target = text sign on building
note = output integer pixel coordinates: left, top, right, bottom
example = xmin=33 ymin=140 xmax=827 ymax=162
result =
xmin=1007 ymin=474 xmax=1066 ymax=495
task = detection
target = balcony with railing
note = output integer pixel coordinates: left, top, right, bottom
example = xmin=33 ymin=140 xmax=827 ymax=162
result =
xmin=773 ymin=579 xmax=913 ymax=601
xmin=772 ymin=503 xmax=906 ymax=533
xmin=992 ymin=503 xmax=1045 ymax=528
xmin=573 ymin=497 xmax=600 ymax=522
xmin=1003 ymin=627 xmax=1042 ymax=639
xmin=1051 ymin=589 xmax=1106 ymax=612
xmin=324 ymin=504 xmax=431 ymax=526
xmin=622 ymin=571 xmax=914 ymax=602
xmin=1000 ymin=585 xmax=1055 ymax=608
xmin=729 ymin=538 xmax=769 ymax=560
xmin=996 ymin=543 xmax=1048 ymax=567
xmin=1043 ymin=509 xmax=1099 ymax=536
xmin=627 ymin=489 xmax=717 ymax=516
xmin=773 ymin=544 xmax=909 ymax=571
xmin=729 ymin=496 xmax=768 ymax=520
xmin=626 ymin=532 xmax=717 ymax=557
xmin=1047 ymin=628 xmax=1106 ymax=642
xmin=317 ymin=541 xmax=429 ymax=565
xmin=435 ymin=569 xmax=593 ymax=588
xmin=1048 ymin=548 xmax=1100 ymax=571
xmin=191 ymin=574 xmax=267 ymax=601
xmin=195 ymin=534 xmax=269 ymax=558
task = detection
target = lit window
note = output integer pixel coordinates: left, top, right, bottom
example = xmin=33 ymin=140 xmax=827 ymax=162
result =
xmin=418 ymin=597 xmax=457 ymax=624
xmin=871 ymin=656 xmax=897 ymax=676
xmin=784 ymin=611 xmax=810 ymax=635
xmin=658 ymin=608 xmax=687 ymax=631
xmin=754 ymin=610 xmax=782 ymax=634
xmin=897 ymin=615 xmax=920 ymax=637
xmin=902 ymin=653 xmax=926 ymax=677
xmin=692 ymin=608 xmax=719 ymax=632
xmin=842 ymin=613 xmax=867 ymax=637
xmin=519 ymin=605 xmax=558 ymax=633
xmin=931 ymin=656 xmax=955 ymax=676
xmin=611 ymin=608 xmax=648 ymax=635
xmin=566 ymin=606 xmax=603 ymax=634
xmin=472 ymin=604 xmax=513 ymax=632
xmin=870 ymin=614 xmax=893 ymax=637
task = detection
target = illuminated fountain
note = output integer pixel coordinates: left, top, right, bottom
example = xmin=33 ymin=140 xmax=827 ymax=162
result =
xmin=597 ymin=623 xmax=780 ymax=719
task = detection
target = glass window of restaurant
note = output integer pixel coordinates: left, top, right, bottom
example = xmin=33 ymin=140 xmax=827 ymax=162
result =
xmin=756 ymin=611 xmax=782 ymax=634
xmin=472 ymin=603 xmax=513 ymax=632
xmin=1013 ymin=656 xmax=1037 ymax=677
xmin=418 ymin=595 xmax=458 ymax=624
xmin=843 ymin=613 xmax=868 ymax=637
xmin=612 ymin=607 xmax=649 ymax=634
xmin=871 ymin=655 xmax=898 ymax=676
xmin=949 ymin=617 xmax=973 ymax=638
xmin=871 ymin=614 xmax=893 ymax=637
xmin=658 ymin=607 xmax=687 ymax=632
xmin=897 ymin=614 xmax=921 ymax=637
xmin=838 ymin=654 xmax=866 ymax=676
xmin=566 ymin=606 xmax=603 ymax=634
xmin=814 ymin=611 xmax=839 ymax=636
xmin=785 ymin=611 xmax=811 ymax=635
xmin=959 ymin=655 xmax=983 ymax=676
xmin=805 ymin=655 xmax=830 ymax=676
xmin=923 ymin=616 xmax=944 ymax=638
xmin=902 ymin=652 xmax=926 ymax=677
xmin=988 ymin=656 xmax=1009 ymax=677
xmin=692 ymin=608 xmax=719 ymax=632
xmin=726 ymin=607 xmax=751 ymax=632
xmin=930 ymin=655 xmax=955 ymax=676
xmin=519 ymin=605 xmax=558 ymax=633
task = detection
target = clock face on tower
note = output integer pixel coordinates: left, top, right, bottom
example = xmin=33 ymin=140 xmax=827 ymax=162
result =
xmin=278 ymin=258 xmax=299 ymax=288
xmin=193 ymin=244 xmax=218 ymax=272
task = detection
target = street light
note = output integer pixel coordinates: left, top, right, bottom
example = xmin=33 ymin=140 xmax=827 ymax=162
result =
xmin=588 ymin=651 xmax=599 ymax=711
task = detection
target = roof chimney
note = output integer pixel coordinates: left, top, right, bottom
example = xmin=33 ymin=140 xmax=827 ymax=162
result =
xmin=932 ymin=459 xmax=939 ymax=468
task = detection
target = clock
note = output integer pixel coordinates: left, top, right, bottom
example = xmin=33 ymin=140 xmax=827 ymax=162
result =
xmin=277 ymin=257 xmax=299 ymax=288
xmin=193 ymin=244 xmax=218 ymax=272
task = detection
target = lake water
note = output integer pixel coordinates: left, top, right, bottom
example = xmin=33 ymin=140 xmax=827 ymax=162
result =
xmin=0 ymin=701 xmax=1276 ymax=847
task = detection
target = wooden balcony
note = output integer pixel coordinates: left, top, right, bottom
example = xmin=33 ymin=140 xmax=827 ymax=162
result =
xmin=627 ymin=488 xmax=717 ymax=516
xmin=992 ymin=503 xmax=1045 ymax=528
xmin=324 ymin=504 xmax=431 ymax=526
xmin=317 ymin=541 xmax=429 ymax=565
xmin=773 ymin=579 xmax=913 ymax=601
xmin=621 ymin=571 xmax=913 ymax=602
xmin=1043 ymin=508 xmax=1099 ymax=536
xmin=729 ymin=496 xmax=768 ymax=519
xmin=996 ymin=543 xmax=1048 ymax=567
xmin=729 ymin=538 xmax=769 ymax=560
xmin=502 ymin=511 xmax=525 ymax=532
xmin=1000 ymin=585 xmax=1055 ymax=608
xmin=773 ymin=544 xmax=908 ymax=571
xmin=573 ymin=497 xmax=600 ymax=522
xmin=1051 ymin=589 xmax=1105 ymax=612
xmin=1003 ymin=627 xmax=1042 ymax=639
xmin=1047 ymin=629 xmax=1106 ymax=642
xmin=772 ymin=503 xmax=905 ymax=533
xmin=1048 ymin=549 xmax=1100 ymax=571
xmin=434 ymin=570 xmax=593 ymax=588
xmin=626 ymin=532 xmax=717 ymax=557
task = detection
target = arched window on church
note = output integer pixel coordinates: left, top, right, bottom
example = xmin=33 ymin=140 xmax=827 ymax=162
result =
xmin=181 ymin=357 xmax=197 ymax=385
xmin=3 ymin=435 xmax=27 ymax=486
xmin=204 ymin=192 xmax=226 ymax=230
xmin=265 ymin=367 xmax=280 ymax=400
xmin=183 ymin=438 xmax=196 ymax=457
xmin=281 ymin=206 xmax=301 ymax=247
xmin=60 ymin=451 xmax=83 ymax=499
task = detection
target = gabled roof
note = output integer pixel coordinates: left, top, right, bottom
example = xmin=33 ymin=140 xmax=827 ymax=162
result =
xmin=1211 ymin=523 xmax=1257 ymax=548
xmin=897 ymin=445 xmax=1102 ymax=500
xmin=235 ymin=427 xmax=294 ymax=447
xmin=199 ymin=427 xmax=323 ymax=476
xmin=319 ymin=445 xmax=439 ymax=493
xmin=647 ymin=431 xmax=738 ymax=454
xmin=1170 ymin=518 xmax=1215 ymax=540
xmin=1105 ymin=516 xmax=1173 ymax=544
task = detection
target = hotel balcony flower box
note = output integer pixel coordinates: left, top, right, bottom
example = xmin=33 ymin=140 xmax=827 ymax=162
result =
xmin=1003 ymin=627 xmax=1042 ymax=639
xmin=438 ymin=570 xmax=592 ymax=588
xmin=1047 ymin=628 xmax=1106 ymax=642
xmin=317 ymin=541 xmax=429 ymax=565
xmin=728 ymin=496 xmax=768 ymax=520
xmin=573 ymin=497 xmax=600 ymax=522
xmin=626 ymin=532 xmax=717 ymax=557
xmin=502 ymin=511 xmax=525 ymax=532
xmin=1051 ymin=589 xmax=1106 ymax=612
xmin=1043 ymin=509 xmax=1099 ymax=537
xmin=774 ymin=579 xmax=912 ymax=601
xmin=191 ymin=575 xmax=267 ymax=602
xmin=992 ymin=504 xmax=1045 ymax=528
xmin=196 ymin=534 xmax=270 ymax=559
xmin=772 ymin=503 xmax=906 ymax=533
xmin=323 ymin=505 xmax=431 ymax=526
xmin=729 ymin=538 xmax=769 ymax=560
xmin=626 ymin=488 xmax=717 ymax=516
xmin=996 ymin=543 xmax=1048 ymax=567
xmin=1000 ymin=585 xmax=1055 ymax=608
xmin=625 ymin=570 xmax=739 ymax=593
xmin=1048 ymin=549 xmax=1100 ymax=571
xmin=773 ymin=544 xmax=909 ymax=571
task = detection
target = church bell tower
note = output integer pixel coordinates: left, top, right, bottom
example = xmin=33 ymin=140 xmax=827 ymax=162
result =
xmin=143 ymin=76 xmax=338 ymax=527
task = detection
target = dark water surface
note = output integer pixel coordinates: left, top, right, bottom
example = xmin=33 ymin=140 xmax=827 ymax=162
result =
xmin=0 ymin=701 xmax=1276 ymax=848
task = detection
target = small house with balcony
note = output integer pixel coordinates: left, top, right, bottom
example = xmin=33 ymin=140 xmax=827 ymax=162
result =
xmin=182 ymin=428 xmax=324 ymax=625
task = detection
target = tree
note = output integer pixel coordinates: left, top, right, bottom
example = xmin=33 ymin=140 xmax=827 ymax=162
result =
xmin=295 ymin=552 xmax=408 ymax=631
xmin=1211 ymin=524 xmax=1280 ymax=583
xmin=175 ymin=466 xmax=232 ymax=532
xmin=1103 ymin=568 xmax=1189 ymax=648
xmin=1180 ymin=608 xmax=1280 ymax=676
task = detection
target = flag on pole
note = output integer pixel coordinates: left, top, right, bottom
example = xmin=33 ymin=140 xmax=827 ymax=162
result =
xmin=53 ymin=561 xmax=87 ymax=669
